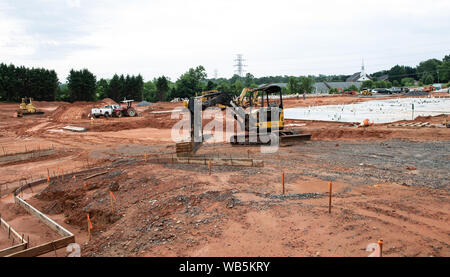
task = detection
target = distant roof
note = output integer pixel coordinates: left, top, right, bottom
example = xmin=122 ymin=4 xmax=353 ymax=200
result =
xmin=346 ymin=72 xmax=372 ymax=82
xmin=346 ymin=72 xmax=361 ymax=82
xmin=327 ymin=82 xmax=362 ymax=89
xmin=313 ymin=81 xmax=362 ymax=93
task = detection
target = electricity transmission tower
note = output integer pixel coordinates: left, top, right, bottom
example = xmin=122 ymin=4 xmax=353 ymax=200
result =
xmin=234 ymin=54 xmax=247 ymax=77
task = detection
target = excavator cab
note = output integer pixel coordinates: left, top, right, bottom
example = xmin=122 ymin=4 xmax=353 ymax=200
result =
xmin=246 ymin=84 xmax=284 ymax=131
xmin=230 ymin=83 xmax=310 ymax=146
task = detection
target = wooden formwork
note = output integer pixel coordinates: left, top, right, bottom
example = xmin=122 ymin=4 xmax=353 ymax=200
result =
xmin=1 ymin=170 xmax=83 ymax=257
xmin=0 ymin=217 xmax=28 ymax=257
xmin=14 ymin=194 xmax=73 ymax=238
xmin=6 ymin=236 xmax=75 ymax=257
xmin=149 ymin=156 xmax=264 ymax=167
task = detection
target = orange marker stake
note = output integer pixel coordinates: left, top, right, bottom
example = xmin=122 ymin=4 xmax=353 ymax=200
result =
xmin=110 ymin=191 xmax=116 ymax=213
xmin=282 ymin=172 xmax=285 ymax=195
xmin=87 ymin=214 xmax=93 ymax=241
xmin=110 ymin=191 xmax=116 ymax=201
xmin=47 ymin=169 xmax=50 ymax=184
xmin=83 ymin=182 xmax=87 ymax=190
xmin=328 ymin=181 xmax=333 ymax=213
xmin=144 ymin=153 xmax=147 ymax=162
xmin=378 ymin=240 xmax=383 ymax=257
xmin=208 ymin=159 xmax=211 ymax=175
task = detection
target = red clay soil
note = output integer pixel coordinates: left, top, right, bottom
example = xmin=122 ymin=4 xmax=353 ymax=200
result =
xmin=0 ymin=96 xmax=449 ymax=257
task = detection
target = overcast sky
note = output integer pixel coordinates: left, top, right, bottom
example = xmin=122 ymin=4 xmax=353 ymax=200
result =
xmin=1 ymin=0 xmax=449 ymax=82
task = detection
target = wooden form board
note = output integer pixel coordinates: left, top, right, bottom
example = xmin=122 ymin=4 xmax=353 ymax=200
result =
xmin=4 ymin=166 xmax=118 ymax=257
xmin=13 ymin=167 xmax=104 ymax=196
xmin=14 ymin=196 xmax=73 ymax=237
xmin=149 ymin=157 xmax=264 ymax=167
xmin=0 ymin=243 xmax=27 ymax=257
xmin=0 ymin=217 xmax=28 ymax=257
xmin=8 ymin=193 xmax=75 ymax=257
xmin=6 ymin=236 xmax=75 ymax=257
xmin=0 ymin=217 xmax=24 ymax=242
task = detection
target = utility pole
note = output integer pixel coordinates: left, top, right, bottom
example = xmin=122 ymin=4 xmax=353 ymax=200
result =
xmin=234 ymin=54 xmax=247 ymax=78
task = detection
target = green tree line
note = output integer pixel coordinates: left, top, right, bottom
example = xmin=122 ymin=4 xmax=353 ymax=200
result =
xmin=1 ymin=54 xmax=449 ymax=102
xmin=0 ymin=63 xmax=58 ymax=102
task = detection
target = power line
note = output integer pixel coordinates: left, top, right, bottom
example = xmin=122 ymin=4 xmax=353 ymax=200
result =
xmin=234 ymin=54 xmax=247 ymax=77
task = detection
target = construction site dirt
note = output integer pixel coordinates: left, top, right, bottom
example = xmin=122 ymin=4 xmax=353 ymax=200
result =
xmin=0 ymin=94 xmax=449 ymax=257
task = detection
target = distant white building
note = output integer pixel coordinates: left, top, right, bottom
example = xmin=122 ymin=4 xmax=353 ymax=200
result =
xmin=313 ymin=81 xmax=362 ymax=94
xmin=346 ymin=59 xmax=372 ymax=82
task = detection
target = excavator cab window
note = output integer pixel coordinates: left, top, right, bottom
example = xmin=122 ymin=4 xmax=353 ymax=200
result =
xmin=256 ymin=84 xmax=283 ymax=109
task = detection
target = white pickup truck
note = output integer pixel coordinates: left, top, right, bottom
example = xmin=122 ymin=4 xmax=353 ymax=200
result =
xmin=90 ymin=105 xmax=121 ymax=118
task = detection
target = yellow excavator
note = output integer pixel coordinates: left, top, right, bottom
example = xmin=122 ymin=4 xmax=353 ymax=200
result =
xmin=16 ymin=97 xmax=44 ymax=117
xmin=235 ymin=87 xmax=260 ymax=107
xmin=185 ymin=83 xmax=311 ymax=146
xmin=184 ymin=87 xmax=261 ymax=110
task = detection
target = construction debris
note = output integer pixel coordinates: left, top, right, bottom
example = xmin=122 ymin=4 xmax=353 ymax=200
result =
xmin=62 ymin=126 xmax=87 ymax=132
xmin=136 ymin=101 xmax=151 ymax=107
xmin=388 ymin=122 xmax=447 ymax=128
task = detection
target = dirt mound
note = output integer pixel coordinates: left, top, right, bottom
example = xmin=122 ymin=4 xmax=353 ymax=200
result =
xmin=310 ymin=128 xmax=392 ymax=140
xmin=431 ymin=91 xmax=450 ymax=97
xmin=387 ymin=114 xmax=448 ymax=125
xmin=96 ymin=98 xmax=117 ymax=105
xmin=48 ymin=98 xmax=118 ymax=122
xmin=89 ymin=116 xmax=179 ymax=132
xmin=35 ymin=170 xmax=125 ymax=230
xmin=405 ymin=91 xmax=429 ymax=96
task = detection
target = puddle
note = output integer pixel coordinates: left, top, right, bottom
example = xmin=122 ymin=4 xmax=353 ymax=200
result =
xmin=285 ymin=97 xmax=450 ymax=123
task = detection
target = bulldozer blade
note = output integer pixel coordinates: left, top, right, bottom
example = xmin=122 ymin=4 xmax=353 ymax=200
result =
xmin=17 ymin=110 xmax=44 ymax=117
xmin=230 ymin=131 xmax=311 ymax=146
xmin=22 ymin=112 xmax=44 ymax=116
xmin=279 ymin=133 xmax=311 ymax=146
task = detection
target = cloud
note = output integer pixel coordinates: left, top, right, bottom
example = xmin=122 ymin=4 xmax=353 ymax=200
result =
xmin=1 ymin=0 xmax=449 ymax=81
xmin=67 ymin=0 xmax=81 ymax=8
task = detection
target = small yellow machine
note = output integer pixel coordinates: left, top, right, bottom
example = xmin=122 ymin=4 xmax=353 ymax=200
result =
xmin=361 ymin=90 xmax=372 ymax=96
xmin=16 ymin=97 xmax=44 ymax=117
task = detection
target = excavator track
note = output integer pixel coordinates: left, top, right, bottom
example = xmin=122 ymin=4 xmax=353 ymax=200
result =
xmin=230 ymin=129 xmax=311 ymax=146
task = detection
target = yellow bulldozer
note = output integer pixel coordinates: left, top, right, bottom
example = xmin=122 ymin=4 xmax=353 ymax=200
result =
xmin=361 ymin=89 xmax=372 ymax=96
xmin=16 ymin=97 xmax=44 ymax=117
